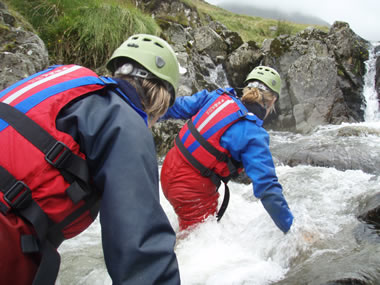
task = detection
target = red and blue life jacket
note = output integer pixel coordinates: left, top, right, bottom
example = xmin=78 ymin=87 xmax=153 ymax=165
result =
xmin=0 ymin=64 xmax=117 ymax=284
xmin=175 ymin=90 xmax=247 ymax=185
xmin=175 ymin=90 xmax=249 ymax=220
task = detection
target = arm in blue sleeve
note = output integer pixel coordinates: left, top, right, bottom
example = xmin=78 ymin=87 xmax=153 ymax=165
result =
xmin=160 ymin=89 xmax=212 ymax=120
xmin=56 ymin=93 xmax=180 ymax=284
xmin=221 ymin=120 xmax=293 ymax=233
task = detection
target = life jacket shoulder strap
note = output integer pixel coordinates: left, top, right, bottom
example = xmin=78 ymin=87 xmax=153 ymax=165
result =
xmin=186 ymin=119 xmax=239 ymax=182
xmin=0 ymin=102 xmax=91 ymax=195
xmin=187 ymin=120 xmax=229 ymax=162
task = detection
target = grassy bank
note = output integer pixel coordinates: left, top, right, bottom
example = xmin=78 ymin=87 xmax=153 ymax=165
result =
xmin=192 ymin=0 xmax=329 ymax=44
xmin=4 ymin=0 xmax=161 ymax=69
xmin=4 ymin=0 xmax=329 ymax=68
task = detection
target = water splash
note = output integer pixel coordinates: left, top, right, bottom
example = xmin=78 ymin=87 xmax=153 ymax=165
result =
xmin=57 ymin=164 xmax=380 ymax=285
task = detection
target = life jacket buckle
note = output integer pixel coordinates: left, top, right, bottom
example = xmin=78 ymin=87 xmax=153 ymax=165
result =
xmin=3 ymin=180 xmax=32 ymax=209
xmin=45 ymin=141 xmax=71 ymax=168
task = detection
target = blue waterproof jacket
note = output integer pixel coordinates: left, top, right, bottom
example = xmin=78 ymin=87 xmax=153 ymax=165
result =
xmin=162 ymin=88 xmax=293 ymax=233
xmin=56 ymin=79 xmax=180 ymax=284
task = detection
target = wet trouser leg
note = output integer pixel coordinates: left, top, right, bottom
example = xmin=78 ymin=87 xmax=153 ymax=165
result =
xmin=161 ymin=147 xmax=219 ymax=230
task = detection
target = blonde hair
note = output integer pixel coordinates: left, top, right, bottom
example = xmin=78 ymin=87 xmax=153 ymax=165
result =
xmin=115 ymin=75 xmax=171 ymax=126
xmin=241 ymin=86 xmax=277 ymax=114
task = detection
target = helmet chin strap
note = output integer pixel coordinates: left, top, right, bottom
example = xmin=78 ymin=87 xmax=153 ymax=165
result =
xmin=261 ymin=93 xmax=267 ymax=109
xmin=132 ymin=77 xmax=145 ymax=101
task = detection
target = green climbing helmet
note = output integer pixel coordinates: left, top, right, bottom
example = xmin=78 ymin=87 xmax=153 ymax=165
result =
xmin=107 ymin=34 xmax=180 ymax=99
xmin=245 ymin=66 xmax=282 ymax=96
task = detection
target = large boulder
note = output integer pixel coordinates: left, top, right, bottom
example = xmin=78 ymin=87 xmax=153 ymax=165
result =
xmin=224 ymin=41 xmax=263 ymax=90
xmin=328 ymin=22 xmax=370 ymax=121
xmin=208 ymin=21 xmax=244 ymax=54
xmin=0 ymin=2 xmax=49 ymax=90
xmin=262 ymin=22 xmax=370 ymax=133
xmin=133 ymin=0 xmax=206 ymax=28
xmin=192 ymin=26 xmax=228 ymax=63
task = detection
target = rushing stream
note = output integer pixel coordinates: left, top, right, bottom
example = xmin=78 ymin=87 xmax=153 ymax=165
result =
xmin=57 ymin=43 xmax=380 ymax=285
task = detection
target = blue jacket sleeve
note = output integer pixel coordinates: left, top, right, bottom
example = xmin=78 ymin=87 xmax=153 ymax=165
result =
xmin=56 ymin=92 xmax=180 ymax=284
xmin=160 ymin=89 xmax=214 ymax=120
xmin=221 ymin=120 xmax=293 ymax=233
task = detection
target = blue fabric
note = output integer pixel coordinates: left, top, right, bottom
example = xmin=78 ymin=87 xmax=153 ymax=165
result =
xmin=162 ymin=88 xmax=293 ymax=233
xmin=56 ymin=81 xmax=180 ymax=284
xmin=111 ymin=78 xmax=148 ymax=126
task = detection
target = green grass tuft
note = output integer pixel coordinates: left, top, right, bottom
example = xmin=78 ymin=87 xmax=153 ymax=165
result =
xmin=4 ymin=0 xmax=161 ymax=68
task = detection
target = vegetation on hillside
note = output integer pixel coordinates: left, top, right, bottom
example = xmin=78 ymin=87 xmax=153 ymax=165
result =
xmin=4 ymin=0 xmax=160 ymax=69
xmin=191 ymin=0 xmax=329 ymax=44
xmin=4 ymin=0 xmax=329 ymax=69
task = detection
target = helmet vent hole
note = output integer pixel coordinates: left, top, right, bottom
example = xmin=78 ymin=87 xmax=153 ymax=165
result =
xmin=127 ymin=43 xmax=139 ymax=48
xmin=154 ymin=42 xmax=164 ymax=48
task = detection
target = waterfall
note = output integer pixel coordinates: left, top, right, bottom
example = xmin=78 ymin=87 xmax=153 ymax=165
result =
xmin=206 ymin=63 xmax=230 ymax=88
xmin=363 ymin=42 xmax=380 ymax=122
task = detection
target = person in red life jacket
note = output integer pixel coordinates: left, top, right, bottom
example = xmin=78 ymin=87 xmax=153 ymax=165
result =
xmin=160 ymin=66 xmax=294 ymax=234
xmin=0 ymin=34 xmax=181 ymax=285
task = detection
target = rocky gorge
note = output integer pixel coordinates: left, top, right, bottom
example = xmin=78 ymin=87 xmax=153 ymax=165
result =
xmin=1 ymin=1 xmax=380 ymax=284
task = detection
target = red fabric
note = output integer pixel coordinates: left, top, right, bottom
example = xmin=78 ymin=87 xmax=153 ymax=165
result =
xmin=0 ymin=213 xmax=40 ymax=284
xmin=0 ymin=65 xmax=101 ymax=238
xmin=177 ymin=94 xmax=241 ymax=178
xmin=0 ymin=65 xmax=101 ymax=283
xmin=161 ymin=147 xmax=219 ymax=230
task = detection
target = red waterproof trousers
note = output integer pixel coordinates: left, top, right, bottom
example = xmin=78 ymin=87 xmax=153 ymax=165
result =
xmin=0 ymin=213 xmax=40 ymax=284
xmin=161 ymin=147 xmax=219 ymax=230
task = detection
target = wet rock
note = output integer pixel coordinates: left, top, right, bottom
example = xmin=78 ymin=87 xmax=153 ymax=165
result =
xmin=269 ymin=125 xmax=380 ymax=175
xmin=152 ymin=119 xmax=185 ymax=157
xmin=357 ymin=192 xmax=380 ymax=233
xmin=0 ymin=2 xmax=49 ymax=90
xmin=376 ymin=54 xmax=380 ymax=102
xmin=273 ymin=241 xmax=380 ymax=285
